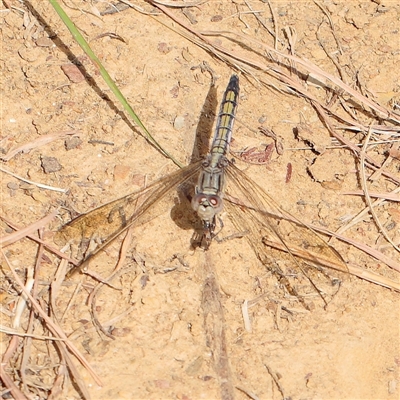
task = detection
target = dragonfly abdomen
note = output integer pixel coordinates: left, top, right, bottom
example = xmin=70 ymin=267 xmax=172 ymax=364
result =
xmin=192 ymin=75 xmax=240 ymax=242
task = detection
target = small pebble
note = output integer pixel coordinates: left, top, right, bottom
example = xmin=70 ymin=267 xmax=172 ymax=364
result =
xmin=157 ymin=42 xmax=171 ymax=54
xmin=173 ymin=115 xmax=185 ymax=130
xmin=61 ymin=64 xmax=86 ymax=83
xmin=7 ymin=182 xmax=19 ymax=190
xmin=65 ymin=136 xmax=83 ymax=150
xmin=131 ymin=174 xmax=145 ymax=188
xmin=388 ymin=379 xmax=397 ymax=394
xmin=258 ymin=115 xmax=267 ymax=124
xmin=31 ymin=191 xmax=48 ymax=204
xmin=211 ymin=15 xmax=223 ymax=22
xmin=35 ymin=37 xmax=54 ymax=47
xmin=110 ymin=327 xmax=131 ymax=337
xmin=41 ymin=156 xmax=62 ymax=173
xmin=113 ymin=164 xmax=131 ymax=181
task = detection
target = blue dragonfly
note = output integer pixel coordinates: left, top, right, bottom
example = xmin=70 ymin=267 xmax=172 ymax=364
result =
xmin=55 ymin=75 xmax=348 ymax=307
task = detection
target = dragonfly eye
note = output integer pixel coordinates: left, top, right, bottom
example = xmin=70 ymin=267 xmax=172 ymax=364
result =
xmin=208 ymin=195 xmax=222 ymax=209
xmin=191 ymin=194 xmax=204 ymax=211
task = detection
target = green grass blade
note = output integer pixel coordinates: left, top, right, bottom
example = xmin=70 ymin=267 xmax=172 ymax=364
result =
xmin=48 ymin=0 xmax=183 ymax=168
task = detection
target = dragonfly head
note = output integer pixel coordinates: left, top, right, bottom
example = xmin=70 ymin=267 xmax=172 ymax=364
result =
xmin=191 ymin=193 xmax=223 ymax=223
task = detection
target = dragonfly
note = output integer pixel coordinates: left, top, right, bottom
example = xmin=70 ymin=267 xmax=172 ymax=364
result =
xmin=55 ymin=75 xmax=348 ymax=307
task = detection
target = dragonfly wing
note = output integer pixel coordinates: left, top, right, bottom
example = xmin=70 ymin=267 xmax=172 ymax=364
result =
xmin=224 ymin=161 xmax=348 ymax=307
xmin=55 ymin=162 xmax=202 ymax=265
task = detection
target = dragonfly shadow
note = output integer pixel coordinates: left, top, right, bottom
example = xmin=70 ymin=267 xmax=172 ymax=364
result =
xmin=189 ymin=80 xmax=218 ymax=163
xmin=170 ymin=183 xmax=197 ymax=232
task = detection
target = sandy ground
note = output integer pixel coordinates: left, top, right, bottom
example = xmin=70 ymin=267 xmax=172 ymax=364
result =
xmin=1 ymin=1 xmax=400 ymax=399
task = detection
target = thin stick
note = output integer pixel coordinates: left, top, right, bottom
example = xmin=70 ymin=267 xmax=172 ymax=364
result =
xmin=236 ymin=385 xmax=260 ymax=400
xmin=243 ymin=0 xmax=276 ymax=39
xmin=151 ymin=4 xmax=398 ymax=123
xmin=88 ymin=228 xmax=133 ymax=338
xmin=313 ymin=0 xmax=344 ymax=54
xmin=264 ymin=364 xmax=287 ymax=399
xmin=0 ymin=166 xmax=67 ymax=192
xmin=262 ymin=238 xmax=400 ymax=290
xmin=21 ymin=231 xmax=46 ymax=391
xmin=312 ymin=102 xmax=400 ymax=185
xmin=359 ymin=127 xmax=400 ymax=253
xmin=60 ymin=278 xmax=82 ymax=322
xmin=12 ymin=263 xmax=34 ymax=329
xmin=150 ymin=0 xmax=207 ymax=7
xmin=0 ymin=131 xmax=77 ymax=162
xmin=0 ymin=211 xmax=58 ymax=248
xmin=0 ymin=362 xmax=28 ymax=400
xmin=225 ymin=193 xmax=400 ymax=273
xmin=342 ymin=189 xmax=400 ymax=202
xmin=0 ymin=215 xmax=79 ymax=265
xmin=1 ymin=251 xmax=103 ymax=386
xmin=0 ymin=325 xmax=69 ymax=340
xmin=266 ymin=0 xmax=279 ymax=50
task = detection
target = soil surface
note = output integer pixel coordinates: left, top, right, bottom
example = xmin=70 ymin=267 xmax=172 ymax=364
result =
xmin=1 ymin=1 xmax=400 ymax=399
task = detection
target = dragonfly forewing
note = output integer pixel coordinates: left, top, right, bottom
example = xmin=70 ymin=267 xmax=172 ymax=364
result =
xmin=55 ymin=161 xmax=202 ymax=268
